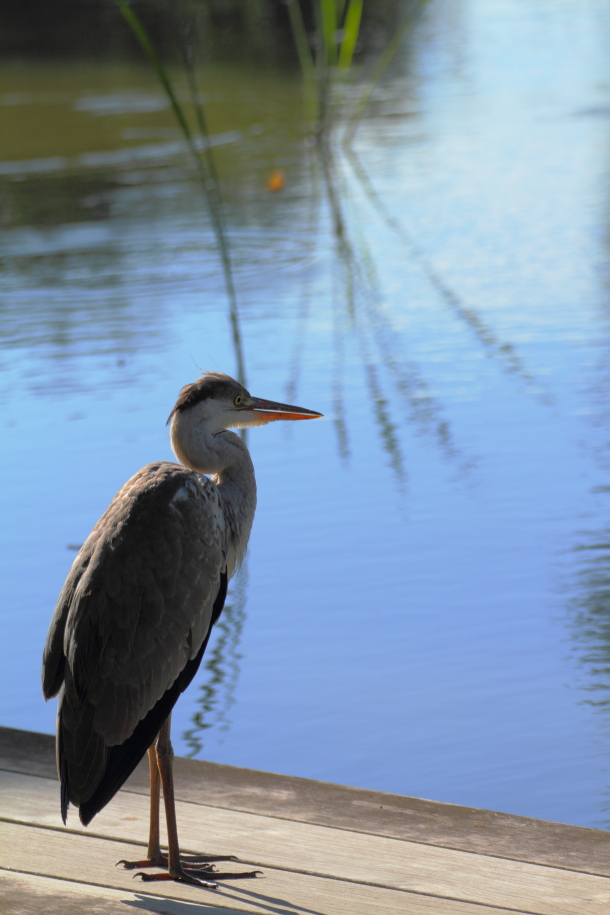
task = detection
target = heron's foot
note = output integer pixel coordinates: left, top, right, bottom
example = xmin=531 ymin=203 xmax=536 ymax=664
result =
xmin=135 ymin=868 xmax=218 ymax=889
xmin=134 ymin=864 xmax=262 ymax=889
xmin=118 ymin=851 xmax=237 ymax=870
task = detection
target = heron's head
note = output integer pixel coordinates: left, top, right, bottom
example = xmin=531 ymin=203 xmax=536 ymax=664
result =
xmin=168 ymin=372 xmax=322 ymax=436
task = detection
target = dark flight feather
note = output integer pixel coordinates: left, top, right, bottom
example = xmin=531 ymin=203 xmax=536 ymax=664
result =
xmin=77 ymin=570 xmax=227 ymax=825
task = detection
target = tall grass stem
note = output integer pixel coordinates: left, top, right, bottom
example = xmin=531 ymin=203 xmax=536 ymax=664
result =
xmin=115 ymin=0 xmax=246 ymax=386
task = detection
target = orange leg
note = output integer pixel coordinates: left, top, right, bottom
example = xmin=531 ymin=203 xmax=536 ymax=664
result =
xmin=119 ymin=715 xmax=260 ymax=887
xmin=119 ymin=745 xmax=166 ymax=869
xmin=147 ymin=742 xmax=162 ymax=861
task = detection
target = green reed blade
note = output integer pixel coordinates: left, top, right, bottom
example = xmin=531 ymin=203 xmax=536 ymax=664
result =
xmin=285 ymin=0 xmax=318 ymax=123
xmin=173 ymin=21 xmax=246 ymax=387
xmin=345 ymin=0 xmax=429 ymax=141
xmin=115 ymin=0 xmax=246 ymax=385
xmin=115 ymin=0 xmax=195 ymax=148
xmin=338 ymin=0 xmax=363 ymax=71
xmin=335 ymin=0 xmax=349 ymax=19
xmin=320 ymin=0 xmax=338 ymax=66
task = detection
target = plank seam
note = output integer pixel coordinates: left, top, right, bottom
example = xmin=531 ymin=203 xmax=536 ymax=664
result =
xmin=0 ymin=864 xmax=542 ymax=915
xmin=0 ymin=866 xmax=243 ymax=910
xmin=3 ymin=767 xmax=608 ymax=880
xmin=109 ymin=788 xmax=610 ymax=879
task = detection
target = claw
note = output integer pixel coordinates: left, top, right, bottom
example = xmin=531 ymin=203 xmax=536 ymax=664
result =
xmin=118 ymin=857 xmax=165 ymax=870
xmin=134 ymin=870 xmax=218 ymax=889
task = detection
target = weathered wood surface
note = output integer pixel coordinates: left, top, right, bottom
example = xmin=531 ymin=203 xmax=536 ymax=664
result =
xmin=2 ymin=724 xmax=609 ymax=877
xmin=3 ymin=769 xmax=610 ymax=915
xmin=0 ymin=870 xmax=250 ymax=915
xmin=1 ymin=726 xmax=609 ymax=914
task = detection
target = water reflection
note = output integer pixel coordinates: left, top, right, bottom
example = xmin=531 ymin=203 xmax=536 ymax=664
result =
xmin=184 ymin=566 xmax=248 ymax=756
xmin=0 ymin=23 xmax=532 ymax=750
xmin=307 ymin=134 xmax=465 ymax=480
xmin=169 ymin=4 xmax=247 ymax=387
xmin=343 ymin=147 xmax=537 ymax=388
xmin=102 ymin=2 xmax=466 ymax=488
xmin=571 ymin=515 xmax=610 ymax=809
xmin=573 ymin=531 xmax=610 ymax=695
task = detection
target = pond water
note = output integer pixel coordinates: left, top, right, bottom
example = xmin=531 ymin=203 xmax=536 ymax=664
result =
xmin=3 ymin=0 xmax=610 ymax=829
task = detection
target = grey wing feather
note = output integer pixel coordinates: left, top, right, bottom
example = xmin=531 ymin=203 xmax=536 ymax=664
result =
xmin=42 ymin=536 xmax=101 ymax=700
xmin=43 ymin=461 xmax=227 ymax=810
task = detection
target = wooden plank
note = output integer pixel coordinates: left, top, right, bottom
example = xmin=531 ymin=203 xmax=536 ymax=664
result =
xmin=2 ymin=725 xmax=609 ymax=878
xmin=2 ymin=770 xmax=610 ymax=915
xmin=0 ymin=727 xmax=55 ymax=779
xmin=0 ymin=870 xmax=252 ymax=915
xmin=0 ymin=822 xmax=515 ymax=915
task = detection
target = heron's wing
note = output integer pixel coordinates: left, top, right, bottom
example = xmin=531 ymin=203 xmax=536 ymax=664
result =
xmin=51 ymin=462 xmax=227 ymax=815
xmin=42 ymin=535 xmax=101 ymax=700
xmin=77 ymin=569 xmax=228 ymax=826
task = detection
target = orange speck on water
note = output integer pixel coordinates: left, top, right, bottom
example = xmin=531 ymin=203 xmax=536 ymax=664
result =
xmin=266 ymin=169 xmax=285 ymax=192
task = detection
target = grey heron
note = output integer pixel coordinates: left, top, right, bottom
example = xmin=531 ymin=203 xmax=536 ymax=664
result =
xmin=42 ymin=372 xmax=322 ymax=887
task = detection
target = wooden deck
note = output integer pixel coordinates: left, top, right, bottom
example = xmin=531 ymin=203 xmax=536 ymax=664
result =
xmin=1 ymin=726 xmax=609 ymax=914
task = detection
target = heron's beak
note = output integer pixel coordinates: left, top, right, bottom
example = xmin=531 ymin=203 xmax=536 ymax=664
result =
xmin=246 ymin=397 xmax=323 ymax=422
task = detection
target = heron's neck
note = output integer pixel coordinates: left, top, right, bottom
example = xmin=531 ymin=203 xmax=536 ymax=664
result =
xmin=212 ymin=434 xmax=257 ymax=569
xmin=171 ymin=419 xmax=257 ymax=574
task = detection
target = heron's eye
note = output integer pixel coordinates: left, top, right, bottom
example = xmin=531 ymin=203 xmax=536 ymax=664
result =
xmin=234 ymin=395 xmax=243 ymax=406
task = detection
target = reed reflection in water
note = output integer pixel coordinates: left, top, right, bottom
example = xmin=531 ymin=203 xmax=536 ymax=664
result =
xmin=183 ymin=99 xmax=550 ymax=751
xmin=570 ymin=517 xmax=610 ymax=825
xmin=184 ymin=566 xmax=248 ymax=757
xmin=118 ymin=0 xmax=467 ymax=741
